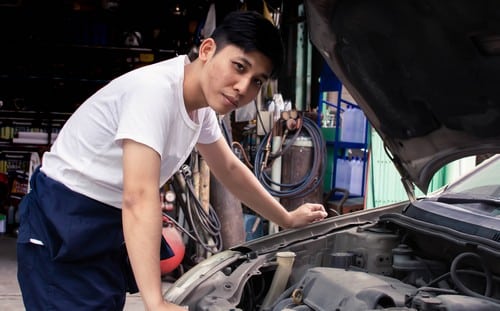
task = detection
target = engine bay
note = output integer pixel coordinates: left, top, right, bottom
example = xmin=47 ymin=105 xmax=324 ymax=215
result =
xmin=170 ymin=202 xmax=500 ymax=311
xmin=263 ymin=217 xmax=500 ymax=311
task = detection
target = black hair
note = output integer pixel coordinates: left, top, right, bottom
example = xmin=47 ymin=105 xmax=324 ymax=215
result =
xmin=210 ymin=11 xmax=284 ymax=79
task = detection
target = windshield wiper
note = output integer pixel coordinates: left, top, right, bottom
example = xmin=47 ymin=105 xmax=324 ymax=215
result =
xmin=437 ymin=194 xmax=500 ymax=206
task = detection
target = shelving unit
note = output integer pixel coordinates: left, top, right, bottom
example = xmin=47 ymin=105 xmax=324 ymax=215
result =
xmin=317 ymin=63 xmax=370 ymax=206
xmin=1 ymin=44 xmax=177 ymax=113
xmin=0 ymin=110 xmax=71 ymax=145
xmin=0 ymin=1 xmax=183 ymax=112
xmin=0 ymin=110 xmax=69 ymax=200
xmin=0 ymin=1 xmax=185 ymax=234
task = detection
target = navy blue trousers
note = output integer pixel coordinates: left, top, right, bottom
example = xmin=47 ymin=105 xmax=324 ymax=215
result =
xmin=17 ymin=168 xmax=173 ymax=310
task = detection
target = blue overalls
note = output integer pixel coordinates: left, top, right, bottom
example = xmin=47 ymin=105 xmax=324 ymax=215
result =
xmin=17 ymin=167 xmax=173 ymax=310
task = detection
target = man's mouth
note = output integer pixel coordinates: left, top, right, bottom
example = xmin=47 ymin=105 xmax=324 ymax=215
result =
xmin=224 ymin=95 xmax=238 ymax=108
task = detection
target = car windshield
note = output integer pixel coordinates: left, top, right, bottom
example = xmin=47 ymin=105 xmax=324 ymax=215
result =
xmin=443 ymin=156 xmax=500 ymax=200
xmin=434 ymin=156 xmax=500 ymax=217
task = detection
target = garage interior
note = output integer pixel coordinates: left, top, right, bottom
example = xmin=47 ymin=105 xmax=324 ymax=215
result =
xmin=0 ymin=0 xmax=399 ymax=309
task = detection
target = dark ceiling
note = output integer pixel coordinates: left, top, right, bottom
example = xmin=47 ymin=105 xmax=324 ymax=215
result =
xmin=2 ymin=0 xmax=284 ymax=52
xmin=0 ymin=0 xmax=287 ymax=112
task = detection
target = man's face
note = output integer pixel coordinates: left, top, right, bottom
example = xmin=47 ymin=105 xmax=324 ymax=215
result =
xmin=199 ymin=42 xmax=273 ymax=115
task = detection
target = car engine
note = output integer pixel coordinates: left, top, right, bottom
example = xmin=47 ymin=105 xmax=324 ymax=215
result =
xmin=264 ymin=211 xmax=500 ymax=311
xmin=165 ymin=203 xmax=500 ymax=311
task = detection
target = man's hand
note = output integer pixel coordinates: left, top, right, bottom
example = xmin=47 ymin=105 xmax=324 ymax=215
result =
xmin=285 ymin=203 xmax=327 ymax=229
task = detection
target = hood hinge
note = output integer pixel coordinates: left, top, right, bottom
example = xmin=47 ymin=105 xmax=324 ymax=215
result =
xmin=385 ymin=143 xmax=417 ymax=202
xmin=401 ymin=176 xmax=416 ymax=202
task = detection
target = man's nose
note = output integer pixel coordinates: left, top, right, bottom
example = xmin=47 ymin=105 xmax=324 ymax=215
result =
xmin=234 ymin=77 xmax=252 ymax=95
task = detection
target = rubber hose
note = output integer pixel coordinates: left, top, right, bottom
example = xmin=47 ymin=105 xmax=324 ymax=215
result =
xmin=450 ymin=252 xmax=493 ymax=298
xmin=253 ymin=116 xmax=326 ymax=198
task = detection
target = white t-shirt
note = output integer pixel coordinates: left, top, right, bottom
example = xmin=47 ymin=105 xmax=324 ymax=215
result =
xmin=41 ymin=55 xmax=222 ymax=208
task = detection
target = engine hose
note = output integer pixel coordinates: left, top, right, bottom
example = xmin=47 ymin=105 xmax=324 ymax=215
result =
xmin=450 ymin=252 xmax=494 ymax=299
xmin=253 ymin=116 xmax=326 ymax=198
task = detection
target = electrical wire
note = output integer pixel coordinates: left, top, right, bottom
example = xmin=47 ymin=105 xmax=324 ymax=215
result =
xmin=255 ymin=100 xmax=269 ymax=136
xmin=253 ymin=115 xmax=326 ymax=198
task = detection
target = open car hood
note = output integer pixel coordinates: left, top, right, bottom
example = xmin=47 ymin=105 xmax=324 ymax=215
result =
xmin=304 ymin=0 xmax=500 ymax=193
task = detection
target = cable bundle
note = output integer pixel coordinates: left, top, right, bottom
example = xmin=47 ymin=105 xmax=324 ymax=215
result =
xmin=170 ymin=164 xmax=222 ymax=257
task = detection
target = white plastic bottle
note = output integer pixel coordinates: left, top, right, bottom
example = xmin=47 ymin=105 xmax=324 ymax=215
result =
xmin=349 ymin=157 xmax=364 ymax=196
xmin=359 ymin=110 xmax=367 ymax=143
xmin=335 ymin=157 xmax=345 ymax=190
xmin=339 ymin=156 xmax=352 ymax=191
xmin=340 ymin=106 xmax=353 ymax=142
xmin=353 ymin=108 xmax=367 ymax=143
xmin=352 ymin=108 xmax=361 ymax=143
xmin=335 ymin=157 xmax=351 ymax=191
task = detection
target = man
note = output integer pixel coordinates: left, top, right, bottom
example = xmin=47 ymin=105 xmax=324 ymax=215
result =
xmin=17 ymin=11 xmax=327 ymax=310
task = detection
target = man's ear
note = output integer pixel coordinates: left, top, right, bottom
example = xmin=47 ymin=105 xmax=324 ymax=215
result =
xmin=198 ymin=38 xmax=216 ymax=62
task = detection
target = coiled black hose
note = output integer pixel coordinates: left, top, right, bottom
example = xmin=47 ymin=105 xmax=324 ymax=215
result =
xmin=253 ymin=116 xmax=326 ymax=198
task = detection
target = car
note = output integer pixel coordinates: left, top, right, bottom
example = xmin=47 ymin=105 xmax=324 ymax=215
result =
xmin=163 ymin=0 xmax=500 ymax=310
xmin=163 ymin=155 xmax=500 ymax=310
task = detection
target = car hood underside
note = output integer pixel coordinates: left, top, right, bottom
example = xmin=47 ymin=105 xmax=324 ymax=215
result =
xmin=305 ymin=0 xmax=500 ymax=192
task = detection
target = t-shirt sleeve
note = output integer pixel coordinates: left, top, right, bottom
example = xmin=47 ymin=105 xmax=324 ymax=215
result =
xmin=197 ymin=109 xmax=222 ymax=144
xmin=115 ymin=83 xmax=173 ymax=155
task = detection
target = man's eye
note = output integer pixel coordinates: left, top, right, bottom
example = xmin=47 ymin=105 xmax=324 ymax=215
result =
xmin=233 ymin=62 xmax=245 ymax=71
xmin=254 ymin=79 xmax=263 ymax=87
